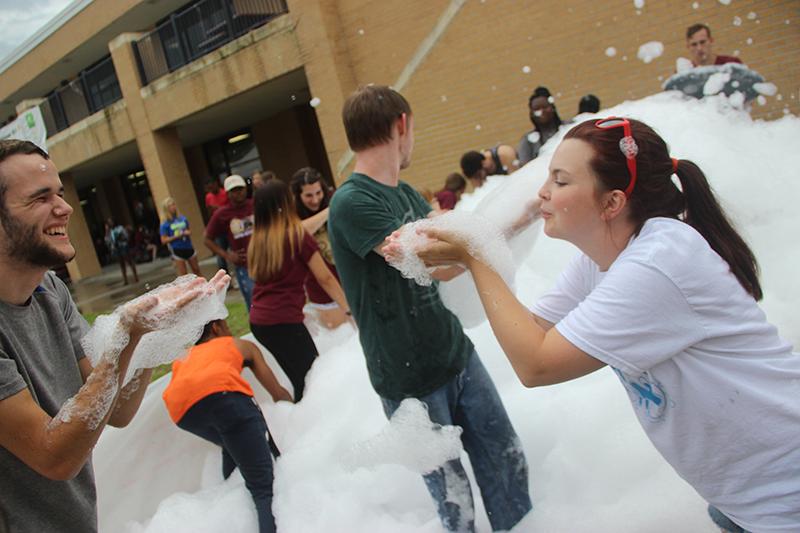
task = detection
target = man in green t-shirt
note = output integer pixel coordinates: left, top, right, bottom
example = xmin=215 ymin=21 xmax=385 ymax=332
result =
xmin=329 ymin=85 xmax=531 ymax=532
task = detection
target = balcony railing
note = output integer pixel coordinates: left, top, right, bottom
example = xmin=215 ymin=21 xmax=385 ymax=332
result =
xmin=133 ymin=0 xmax=288 ymax=86
xmin=40 ymin=55 xmax=122 ymax=136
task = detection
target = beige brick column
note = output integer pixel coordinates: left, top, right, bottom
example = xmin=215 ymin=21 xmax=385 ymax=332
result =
xmin=287 ymin=0 xmax=358 ymax=184
xmin=62 ymin=172 xmax=101 ymax=280
xmin=109 ymin=33 xmax=211 ymax=259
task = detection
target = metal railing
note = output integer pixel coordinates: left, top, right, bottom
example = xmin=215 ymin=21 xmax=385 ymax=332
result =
xmin=40 ymin=55 xmax=122 ymax=136
xmin=133 ymin=0 xmax=288 ymax=86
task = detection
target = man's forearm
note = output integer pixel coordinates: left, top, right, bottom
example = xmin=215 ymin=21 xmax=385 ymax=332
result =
xmin=204 ymin=236 xmax=225 ymax=257
xmin=108 ymin=368 xmax=153 ymax=427
xmin=41 ymin=333 xmax=142 ymax=477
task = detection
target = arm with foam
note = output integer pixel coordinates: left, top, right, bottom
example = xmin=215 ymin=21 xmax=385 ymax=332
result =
xmin=0 ymin=272 xmax=229 ymax=479
xmin=0 ymin=312 xmax=150 ymax=480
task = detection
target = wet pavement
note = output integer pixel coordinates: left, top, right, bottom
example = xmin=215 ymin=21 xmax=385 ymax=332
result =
xmin=68 ymin=256 xmax=244 ymax=315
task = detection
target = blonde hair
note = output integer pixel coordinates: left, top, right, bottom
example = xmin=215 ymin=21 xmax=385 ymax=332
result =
xmin=248 ymin=180 xmax=307 ymax=283
xmin=161 ymin=197 xmax=177 ymax=219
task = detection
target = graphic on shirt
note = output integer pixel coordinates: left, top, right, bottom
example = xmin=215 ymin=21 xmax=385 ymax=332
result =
xmin=612 ymin=368 xmax=670 ymax=422
xmin=169 ymin=219 xmax=188 ymax=239
xmin=229 ymin=215 xmax=254 ymax=240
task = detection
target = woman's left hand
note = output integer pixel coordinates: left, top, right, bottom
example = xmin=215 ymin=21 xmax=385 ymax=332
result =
xmin=416 ymin=227 xmax=473 ymax=268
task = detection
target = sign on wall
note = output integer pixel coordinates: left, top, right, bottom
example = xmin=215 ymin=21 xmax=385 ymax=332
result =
xmin=0 ymin=106 xmax=47 ymax=152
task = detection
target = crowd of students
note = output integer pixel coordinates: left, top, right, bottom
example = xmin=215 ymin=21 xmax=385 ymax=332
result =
xmin=2 ymin=19 xmax=795 ymax=533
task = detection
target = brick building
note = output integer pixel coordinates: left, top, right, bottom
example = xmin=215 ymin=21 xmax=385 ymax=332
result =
xmin=0 ymin=0 xmax=797 ymax=281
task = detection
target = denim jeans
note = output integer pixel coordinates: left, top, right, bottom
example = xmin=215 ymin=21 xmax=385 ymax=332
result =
xmin=234 ymin=264 xmax=254 ymax=311
xmin=178 ymin=392 xmax=275 ymax=533
xmin=708 ymin=505 xmax=751 ymax=533
xmin=381 ymin=350 xmax=532 ymax=532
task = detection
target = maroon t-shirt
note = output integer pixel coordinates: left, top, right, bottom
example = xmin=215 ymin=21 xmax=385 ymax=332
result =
xmin=305 ymin=263 xmax=339 ymax=304
xmin=434 ymin=190 xmax=457 ymax=210
xmin=714 ymin=55 xmax=743 ymax=66
xmin=205 ymin=200 xmax=254 ymax=266
xmin=250 ymin=232 xmax=319 ymax=325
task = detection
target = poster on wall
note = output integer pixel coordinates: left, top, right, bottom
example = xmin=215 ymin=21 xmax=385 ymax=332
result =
xmin=0 ymin=106 xmax=48 ymax=152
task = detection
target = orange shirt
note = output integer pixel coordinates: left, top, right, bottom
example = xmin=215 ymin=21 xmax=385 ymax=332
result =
xmin=162 ymin=336 xmax=255 ymax=423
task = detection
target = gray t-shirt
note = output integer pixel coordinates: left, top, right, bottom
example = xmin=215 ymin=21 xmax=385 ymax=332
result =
xmin=0 ymin=272 xmax=96 ymax=533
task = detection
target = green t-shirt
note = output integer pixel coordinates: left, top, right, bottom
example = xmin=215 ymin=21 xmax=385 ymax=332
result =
xmin=329 ymin=173 xmax=472 ymax=401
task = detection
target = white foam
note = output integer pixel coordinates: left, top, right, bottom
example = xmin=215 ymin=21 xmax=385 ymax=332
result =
xmin=384 ymin=210 xmax=514 ymax=288
xmin=703 ymin=71 xmax=731 ymax=95
xmin=82 ymin=275 xmax=229 ymax=385
xmin=675 ymin=57 xmax=693 ymax=73
xmin=342 ymin=399 xmax=463 ymax=474
xmin=637 ymin=41 xmax=664 ymax=64
xmin=754 ymin=82 xmax=777 ymax=96
xmin=94 ymin=92 xmax=799 ymax=533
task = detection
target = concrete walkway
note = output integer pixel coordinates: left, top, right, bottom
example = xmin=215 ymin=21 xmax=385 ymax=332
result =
xmin=68 ymin=256 xmax=244 ymax=315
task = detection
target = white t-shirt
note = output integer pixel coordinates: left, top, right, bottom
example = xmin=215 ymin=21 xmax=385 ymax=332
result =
xmin=532 ymin=217 xmax=800 ymax=532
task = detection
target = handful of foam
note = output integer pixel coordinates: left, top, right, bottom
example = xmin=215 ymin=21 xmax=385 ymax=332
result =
xmin=82 ymin=274 xmax=229 ymax=385
xmin=385 ymin=210 xmax=514 ymax=288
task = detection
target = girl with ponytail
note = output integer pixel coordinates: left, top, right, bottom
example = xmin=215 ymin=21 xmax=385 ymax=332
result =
xmin=415 ymin=118 xmax=799 ymax=533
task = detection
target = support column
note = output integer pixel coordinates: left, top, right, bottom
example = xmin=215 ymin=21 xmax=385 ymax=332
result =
xmin=286 ymin=0 xmax=358 ymax=183
xmin=109 ymin=33 xmax=211 ymax=259
xmin=62 ymin=172 xmax=101 ymax=280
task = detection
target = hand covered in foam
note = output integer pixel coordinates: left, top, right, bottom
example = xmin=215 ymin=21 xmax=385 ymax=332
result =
xmin=83 ymin=270 xmax=231 ymax=385
xmin=383 ymin=211 xmax=514 ymax=287
xmin=416 ymin=227 xmax=472 ymax=268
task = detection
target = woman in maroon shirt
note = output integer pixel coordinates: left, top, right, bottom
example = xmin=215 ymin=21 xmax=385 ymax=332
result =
xmin=247 ymin=180 xmax=350 ymax=401
xmin=290 ymin=167 xmax=349 ymax=329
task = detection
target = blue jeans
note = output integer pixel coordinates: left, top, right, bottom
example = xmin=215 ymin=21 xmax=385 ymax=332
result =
xmin=234 ymin=264 xmax=254 ymax=311
xmin=178 ymin=392 xmax=275 ymax=533
xmin=708 ymin=505 xmax=751 ymax=533
xmin=381 ymin=350 xmax=532 ymax=532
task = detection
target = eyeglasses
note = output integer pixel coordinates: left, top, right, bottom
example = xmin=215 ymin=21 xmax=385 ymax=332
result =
xmin=594 ymin=117 xmax=638 ymax=197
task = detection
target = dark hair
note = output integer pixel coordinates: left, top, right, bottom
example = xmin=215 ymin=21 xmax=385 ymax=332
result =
xmin=342 ymin=85 xmax=412 ymax=151
xmin=0 ymin=140 xmax=49 ymax=210
xmin=444 ymin=172 xmax=467 ymax=192
xmin=196 ymin=319 xmax=222 ymax=345
xmin=460 ymin=151 xmax=484 ymax=178
xmin=578 ymin=94 xmax=601 ymax=114
xmin=290 ymin=167 xmax=330 ymax=219
xmin=686 ymin=23 xmax=711 ymax=39
xmin=564 ymin=118 xmax=762 ymax=300
xmin=528 ymin=86 xmax=552 ymax=108
xmin=528 ymin=86 xmax=563 ymax=131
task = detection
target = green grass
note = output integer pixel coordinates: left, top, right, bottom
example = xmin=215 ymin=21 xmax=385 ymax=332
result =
xmin=81 ymin=301 xmax=251 ymax=382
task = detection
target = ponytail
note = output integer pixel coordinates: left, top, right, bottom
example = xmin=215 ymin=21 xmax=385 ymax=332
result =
xmin=674 ymin=159 xmax=762 ymax=300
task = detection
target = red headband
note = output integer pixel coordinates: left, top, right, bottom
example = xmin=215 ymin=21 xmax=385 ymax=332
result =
xmin=671 ymin=158 xmax=679 ymax=174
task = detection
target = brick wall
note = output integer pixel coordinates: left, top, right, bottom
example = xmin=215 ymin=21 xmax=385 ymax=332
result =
xmin=322 ymin=0 xmax=799 ymax=191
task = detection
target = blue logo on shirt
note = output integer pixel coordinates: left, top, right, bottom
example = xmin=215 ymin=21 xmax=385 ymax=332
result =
xmin=613 ymin=368 xmax=669 ymax=422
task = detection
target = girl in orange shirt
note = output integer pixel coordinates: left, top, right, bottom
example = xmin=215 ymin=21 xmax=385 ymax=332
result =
xmin=163 ymin=319 xmax=291 ymax=533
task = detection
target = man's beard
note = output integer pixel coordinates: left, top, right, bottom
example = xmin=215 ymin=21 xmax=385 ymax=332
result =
xmin=0 ymin=209 xmax=75 ymax=268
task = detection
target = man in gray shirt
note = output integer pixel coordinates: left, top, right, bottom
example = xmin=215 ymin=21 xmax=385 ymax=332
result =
xmin=0 ymin=140 xmax=219 ymax=532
